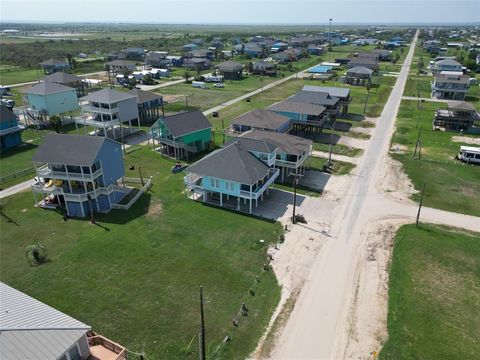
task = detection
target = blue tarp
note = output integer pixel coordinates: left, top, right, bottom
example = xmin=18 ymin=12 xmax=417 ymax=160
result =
xmin=308 ymin=65 xmax=333 ymax=74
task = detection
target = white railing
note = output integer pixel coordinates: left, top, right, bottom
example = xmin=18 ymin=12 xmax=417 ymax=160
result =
xmin=32 ymin=182 xmax=116 ymax=202
xmin=239 ymin=169 xmax=279 ymax=199
xmin=111 ymin=177 xmax=152 ymax=210
xmin=153 ymin=136 xmax=197 ymax=153
xmin=275 ymin=152 xmax=310 ymax=169
xmin=37 ymin=165 xmax=103 ymax=181
xmin=81 ymin=104 xmax=117 ymax=115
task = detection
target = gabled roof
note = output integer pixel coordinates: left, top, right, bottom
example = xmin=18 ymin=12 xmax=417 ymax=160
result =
xmin=347 ymin=66 xmax=374 ymax=75
xmin=157 ymin=111 xmax=212 ymax=138
xmin=268 ymin=100 xmax=325 ymax=116
xmin=21 ymin=82 xmax=75 ymax=96
xmin=447 ymin=101 xmax=476 ymax=111
xmin=0 ymin=105 xmax=17 ymax=123
xmin=302 ymin=85 xmax=350 ymax=98
xmin=232 ymin=109 xmax=290 ymax=131
xmin=186 ymin=142 xmax=270 ymax=184
xmin=0 ymin=282 xmax=90 ymax=360
xmin=32 ymin=133 xmax=114 ymax=166
xmin=287 ymin=91 xmax=339 ymax=107
xmin=38 ymin=58 xmax=68 ymax=66
xmin=43 ymin=71 xmax=82 ymax=85
xmin=348 ymin=57 xmax=378 ymax=66
xmin=435 ymin=58 xmax=462 ymax=66
xmin=240 ymin=130 xmax=312 ymax=156
xmin=224 ymin=136 xmax=278 ymax=154
xmin=128 ymin=89 xmax=163 ymax=104
xmin=81 ymin=88 xmax=136 ymax=104
xmin=106 ymin=59 xmax=136 ymax=67
xmin=253 ymin=60 xmax=275 ymax=68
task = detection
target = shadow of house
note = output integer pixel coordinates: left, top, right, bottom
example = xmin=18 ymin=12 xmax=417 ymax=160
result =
xmin=252 ymin=188 xmax=307 ymax=220
xmin=330 ymin=121 xmax=353 ymax=132
xmin=95 ymin=191 xmax=152 ymax=225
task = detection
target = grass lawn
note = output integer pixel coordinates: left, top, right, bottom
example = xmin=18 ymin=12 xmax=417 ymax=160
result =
xmin=404 ymin=76 xmax=432 ymax=98
xmin=308 ymin=156 xmax=355 ymax=175
xmin=0 ymin=148 xmax=282 ymax=360
xmin=380 ymin=224 xmax=480 ymax=360
xmin=312 ymin=142 xmax=363 ymax=157
xmin=391 ymin=100 xmax=480 ymax=216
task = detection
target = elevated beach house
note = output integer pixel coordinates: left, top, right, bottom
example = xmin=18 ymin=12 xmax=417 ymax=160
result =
xmin=286 ymin=90 xmax=340 ymax=119
xmin=0 ymin=105 xmax=24 ymax=149
xmin=345 ymin=66 xmax=373 ymax=86
xmin=302 ymin=85 xmax=351 ymax=115
xmin=267 ymin=100 xmax=327 ymax=134
xmin=21 ymin=82 xmax=79 ymax=123
xmin=184 ymin=141 xmax=279 ymax=213
xmin=216 ymin=61 xmax=243 ymax=80
xmin=227 ymin=109 xmax=291 ymax=135
xmin=38 ymin=58 xmax=70 ymax=74
xmin=43 ymin=71 xmax=86 ymax=95
xmin=150 ymin=111 xmax=213 ymax=159
xmin=433 ymin=101 xmax=480 ymax=133
xmin=129 ymin=89 xmax=164 ymax=124
xmin=237 ymin=130 xmax=313 ymax=182
xmin=78 ymin=88 xmax=140 ymax=140
xmin=0 ymin=282 xmax=126 ymax=360
xmin=431 ymin=71 xmax=470 ymax=100
xmin=31 ymin=134 xmax=130 ymax=217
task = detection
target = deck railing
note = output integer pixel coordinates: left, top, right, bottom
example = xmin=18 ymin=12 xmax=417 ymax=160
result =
xmin=111 ymin=177 xmax=152 ymax=210
xmin=88 ymin=335 xmax=127 ymax=360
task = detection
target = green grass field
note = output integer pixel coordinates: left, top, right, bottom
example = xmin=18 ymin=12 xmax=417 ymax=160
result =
xmin=391 ymin=100 xmax=480 ymax=216
xmin=380 ymin=224 xmax=480 ymax=360
xmin=0 ymin=148 xmax=282 ymax=360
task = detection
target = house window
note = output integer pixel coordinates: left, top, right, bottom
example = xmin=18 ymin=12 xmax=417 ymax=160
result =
xmin=215 ymin=179 xmax=220 ymax=188
xmin=210 ymin=178 xmax=215 ymax=188
xmin=68 ymin=345 xmax=81 ymax=360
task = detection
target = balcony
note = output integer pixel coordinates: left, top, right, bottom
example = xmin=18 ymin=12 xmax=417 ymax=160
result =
xmin=88 ymin=335 xmax=126 ymax=360
xmin=239 ymin=168 xmax=279 ymax=199
xmin=36 ymin=164 xmax=103 ymax=181
xmin=81 ymin=104 xmax=118 ymax=115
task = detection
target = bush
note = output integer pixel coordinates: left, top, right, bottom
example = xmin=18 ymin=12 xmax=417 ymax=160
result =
xmin=26 ymin=243 xmax=48 ymax=266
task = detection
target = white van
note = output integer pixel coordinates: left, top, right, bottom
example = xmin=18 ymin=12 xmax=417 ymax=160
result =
xmin=192 ymin=81 xmax=207 ymax=89
xmin=458 ymin=146 xmax=480 ymax=165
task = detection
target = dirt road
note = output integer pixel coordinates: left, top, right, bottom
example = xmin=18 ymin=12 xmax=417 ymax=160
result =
xmin=265 ymin=30 xmax=479 ymax=360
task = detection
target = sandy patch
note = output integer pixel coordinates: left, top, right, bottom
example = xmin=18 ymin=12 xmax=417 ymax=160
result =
xmin=338 ymin=136 xmax=369 ymax=150
xmin=389 ymin=143 xmax=408 ymax=154
xmin=451 ymin=136 xmax=480 ymax=145
xmin=351 ymin=127 xmax=374 ymax=135
xmin=146 ymin=199 xmax=163 ymax=219
xmin=378 ymin=156 xmax=417 ymax=203
xmin=163 ymin=94 xmax=184 ymax=103
xmin=343 ymin=219 xmax=409 ymax=359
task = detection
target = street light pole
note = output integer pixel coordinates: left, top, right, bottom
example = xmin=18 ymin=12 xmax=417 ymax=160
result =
xmin=328 ymin=18 xmax=333 ymax=62
xmin=327 ymin=117 xmax=336 ymax=168
xmin=292 ymin=176 xmax=298 ymax=224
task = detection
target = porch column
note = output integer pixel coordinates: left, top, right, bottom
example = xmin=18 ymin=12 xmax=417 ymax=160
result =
xmin=256 ymin=197 xmax=258 ymax=207
xmin=237 ymin=197 xmax=240 ymax=210
xmin=220 ymin=193 xmax=223 ymax=207
xmin=65 ymin=166 xmax=73 ymax=193
xmin=249 ymin=198 xmax=252 ymax=214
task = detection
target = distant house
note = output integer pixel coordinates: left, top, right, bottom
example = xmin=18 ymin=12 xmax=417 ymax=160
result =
xmin=43 ymin=71 xmax=86 ymax=95
xmin=165 ymin=55 xmax=185 ymax=67
xmin=122 ymin=47 xmax=145 ymax=61
xmin=184 ymin=141 xmax=279 ymax=213
xmin=38 ymin=58 xmax=70 ymax=74
xmin=21 ymin=82 xmax=79 ymax=121
xmin=0 ymin=282 xmax=127 ymax=360
xmin=345 ymin=66 xmax=374 ymax=85
xmin=217 ymin=61 xmax=243 ymax=80
xmin=228 ymin=109 xmax=291 ymax=134
xmin=307 ymin=44 xmax=323 ymax=55
xmin=0 ymin=105 xmax=24 ymax=149
xmin=145 ymin=51 xmax=169 ymax=67
xmin=237 ymin=130 xmax=313 ymax=182
xmin=183 ymin=57 xmax=211 ymax=70
xmin=352 ymin=38 xmax=377 ymax=46
xmin=252 ymin=60 xmax=276 ymax=76
xmin=105 ymin=59 xmax=136 ymax=75
xmin=191 ymin=38 xmax=204 ymax=46
xmin=150 ymin=111 xmax=212 ymax=160
xmin=432 ymin=58 xmax=463 ymax=74
xmin=79 ymin=88 xmax=140 ymax=140
xmin=271 ymin=42 xmax=289 ymax=53
xmin=183 ymin=43 xmax=198 ymax=52
xmin=372 ymin=49 xmax=391 ymax=61
xmin=244 ymin=43 xmax=263 ymax=58
xmin=433 ymin=101 xmax=480 ymax=133
xmin=272 ymin=51 xmax=291 ymax=63
xmin=287 ymin=90 xmax=340 ymax=118
xmin=423 ymin=40 xmax=442 ymax=53
xmin=188 ymin=49 xmax=215 ymax=60
xmin=347 ymin=54 xmax=379 ymax=71
xmin=302 ymin=86 xmax=351 ymax=115
xmin=431 ymin=72 xmax=470 ymax=100
xmin=31 ymin=134 xmax=136 ymax=217
xmin=129 ymin=89 xmax=164 ymax=125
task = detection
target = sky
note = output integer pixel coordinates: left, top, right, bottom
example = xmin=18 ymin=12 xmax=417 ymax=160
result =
xmin=1 ymin=0 xmax=479 ymax=24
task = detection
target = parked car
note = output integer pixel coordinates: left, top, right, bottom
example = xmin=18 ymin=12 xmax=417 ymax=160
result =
xmin=213 ymin=83 xmax=224 ymax=88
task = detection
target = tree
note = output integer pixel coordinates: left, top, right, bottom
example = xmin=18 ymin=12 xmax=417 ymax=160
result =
xmin=49 ymin=115 xmax=62 ymax=133
xmin=184 ymin=70 xmax=191 ymax=84
xmin=142 ymin=74 xmax=155 ymax=85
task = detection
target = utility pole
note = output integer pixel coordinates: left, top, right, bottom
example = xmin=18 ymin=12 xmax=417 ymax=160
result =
xmin=328 ymin=18 xmax=333 ymax=62
xmin=185 ymin=96 xmax=190 ymax=111
xmin=292 ymin=176 xmax=298 ymax=224
xmin=199 ymin=286 xmax=206 ymax=360
xmin=416 ymin=99 xmax=424 ymax=128
xmin=327 ymin=117 xmax=336 ymax=168
xmin=416 ymin=182 xmax=426 ymax=226
xmin=413 ymin=126 xmax=422 ymax=159
xmin=221 ymin=119 xmax=225 ymax=144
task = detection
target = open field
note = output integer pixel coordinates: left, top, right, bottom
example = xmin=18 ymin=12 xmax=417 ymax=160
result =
xmin=391 ymin=100 xmax=480 ymax=216
xmin=380 ymin=224 xmax=480 ymax=360
xmin=0 ymin=148 xmax=282 ymax=360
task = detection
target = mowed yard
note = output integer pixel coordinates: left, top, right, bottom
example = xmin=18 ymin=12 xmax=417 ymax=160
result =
xmin=380 ymin=224 xmax=480 ymax=360
xmin=391 ymin=100 xmax=480 ymax=216
xmin=0 ymin=148 xmax=282 ymax=360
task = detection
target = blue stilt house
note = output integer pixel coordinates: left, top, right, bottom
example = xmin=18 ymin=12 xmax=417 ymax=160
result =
xmin=0 ymin=105 xmax=24 ymax=149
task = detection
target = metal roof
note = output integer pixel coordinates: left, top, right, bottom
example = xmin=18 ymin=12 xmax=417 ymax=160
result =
xmin=32 ymin=133 xmax=113 ymax=166
xmin=156 ymin=111 xmax=212 ymax=138
xmin=216 ymin=61 xmax=243 ymax=71
xmin=81 ymin=88 xmax=136 ymax=104
xmin=231 ymin=110 xmax=290 ymax=131
xmin=268 ymin=100 xmax=326 ymax=116
xmin=186 ymin=142 xmax=270 ymax=184
xmin=224 ymin=136 xmax=277 ymax=154
xmin=302 ymin=85 xmax=350 ymax=98
xmin=347 ymin=66 xmax=374 ymax=75
xmin=21 ymin=82 xmax=75 ymax=96
xmin=239 ymin=130 xmax=312 ymax=156
xmin=0 ymin=282 xmax=90 ymax=360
